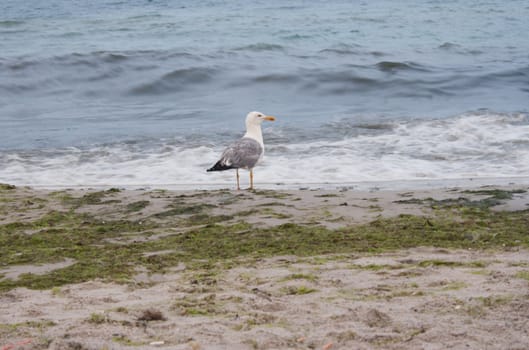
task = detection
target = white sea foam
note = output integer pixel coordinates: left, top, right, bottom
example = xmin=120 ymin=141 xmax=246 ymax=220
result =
xmin=1 ymin=112 xmax=528 ymax=189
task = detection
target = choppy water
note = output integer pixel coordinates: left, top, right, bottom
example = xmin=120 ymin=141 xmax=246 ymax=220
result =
xmin=1 ymin=0 xmax=528 ymax=188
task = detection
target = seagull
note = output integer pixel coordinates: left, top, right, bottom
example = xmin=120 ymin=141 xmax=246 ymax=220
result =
xmin=207 ymin=111 xmax=276 ymax=190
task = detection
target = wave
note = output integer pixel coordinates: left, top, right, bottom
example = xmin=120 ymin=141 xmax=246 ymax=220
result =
xmin=294 ymin=69 xmax=429 ymax=96
xmin=321 ymin=120 xmax=397 ymax=137
xmin=0 ymin=20 xmax=25 ymax=27
xmin=0 ymin=50 xmax=201 ymax=71
xmin=128 ymin=67 xmax=217 ymax=95
xmin=295 ymin=64 xmax=528 ymax=97
xmin=252 ymin=73 xmax=301 ymax=84
xmin=260 ymin=111 xmax=529 ymax=183
xmin=320 ymin=48 xmax=387 ymax=57
xmin=0 ymin=50 xmax=205 ymax=97
xmin=374 ymin=61 xmax=429 ymax=72
xmin=234 ymin=43 xmax=285 ymax=52
xmin=484 ymin=65 xmax=529 ymax=84
xmin=319 ymin=43 xmax=364 ymax=56
xmin=438 ymin=42 xmax=484 ymax=55
xmin=437 ymin=65 xmax=529 ymax=91
xmin=281 ymin=34 xmax=313 ymax=41
xmin=1 ymin=48 xmax=528 ymax=106
xmin=438 ymin=42 xmax=461 ymax=50
xmin=1 ymin=112 xmax=527 ymax=188
xmin=348 ymin=16 xmax=386 ymax=23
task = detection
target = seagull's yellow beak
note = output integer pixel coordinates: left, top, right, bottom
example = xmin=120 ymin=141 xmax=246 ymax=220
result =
xmin=264 ymin=116 xmax=276 ymax=121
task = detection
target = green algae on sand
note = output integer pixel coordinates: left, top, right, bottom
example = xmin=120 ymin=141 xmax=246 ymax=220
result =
xmin=0 ymin=187 xmax=528 ymax=292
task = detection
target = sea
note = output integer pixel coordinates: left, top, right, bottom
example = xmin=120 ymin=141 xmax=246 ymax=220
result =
xmin=1 ymin=0 xmax=528 ymax=189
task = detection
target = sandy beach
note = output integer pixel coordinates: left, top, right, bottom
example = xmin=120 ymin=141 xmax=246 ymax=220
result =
xmin=1 ymin=183 xmax=528 ymax=349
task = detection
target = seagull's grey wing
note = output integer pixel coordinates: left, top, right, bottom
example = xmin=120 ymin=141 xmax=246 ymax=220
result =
xmin=220 ymin=137 xmax=263 ymax=169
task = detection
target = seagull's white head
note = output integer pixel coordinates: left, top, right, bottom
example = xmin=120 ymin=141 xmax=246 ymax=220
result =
xmin=245 ymin=111 xmax=276 ymax=127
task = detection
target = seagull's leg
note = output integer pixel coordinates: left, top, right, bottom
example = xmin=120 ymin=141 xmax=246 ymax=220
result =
xmin=236 ymin=169 xmax=240 ymax=190
xmin=249 ymin=169 xmax=254 ymax=190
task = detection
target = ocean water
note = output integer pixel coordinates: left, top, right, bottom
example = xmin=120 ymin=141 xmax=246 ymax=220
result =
xmin=1 ymin=0 xmax=528 ymax=188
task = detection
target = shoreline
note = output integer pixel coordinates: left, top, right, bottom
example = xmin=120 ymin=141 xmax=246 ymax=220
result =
xmin=18 ymin=175 xmax=529 ymax=192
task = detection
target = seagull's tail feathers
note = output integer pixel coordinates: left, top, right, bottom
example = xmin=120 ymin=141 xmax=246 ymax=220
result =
xmin=207 ymin=160 xmax=234 ymax=172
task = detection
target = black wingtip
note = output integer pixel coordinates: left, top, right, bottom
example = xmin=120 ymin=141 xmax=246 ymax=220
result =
xmin=207 ymin=161 xmax=233 ymax=172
